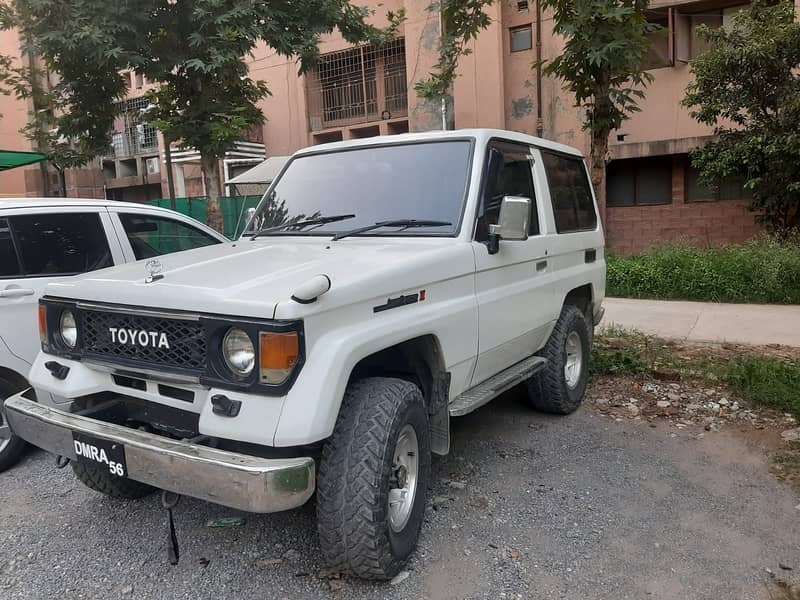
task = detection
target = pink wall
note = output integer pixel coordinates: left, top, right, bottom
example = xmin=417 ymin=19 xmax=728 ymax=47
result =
xmin=0 ymin=28 xmax=40 ymax=198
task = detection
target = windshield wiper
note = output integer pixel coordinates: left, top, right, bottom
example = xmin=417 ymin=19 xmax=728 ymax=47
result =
xmin=250 ymin=214 xmax=356 ymax=240
xmin=331 ymin=219 xmax=452 ymax=241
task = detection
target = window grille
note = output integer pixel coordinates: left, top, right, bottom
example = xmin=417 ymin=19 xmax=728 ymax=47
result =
xmin=109 ymin=96 xmax=159 ymax=158
xmin=306 ymin=38 xmax=407 ymax=131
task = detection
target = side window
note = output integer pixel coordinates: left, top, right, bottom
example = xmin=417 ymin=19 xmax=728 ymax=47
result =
xmin=0 ymin=217 xmax=22 ymax=277
xmin=119 ymin=213 xmax=220 ymax=260
xmin=541 ymin=151 xmax=598 ymax=233
xmin=9 ymin=213 xmax=113 ymax=276
xmin=477 ymin=142 xmax=539 ymax=241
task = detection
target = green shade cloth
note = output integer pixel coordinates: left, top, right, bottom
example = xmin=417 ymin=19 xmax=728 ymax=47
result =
xmin=0 ymin=150 xmax=47 ymax=171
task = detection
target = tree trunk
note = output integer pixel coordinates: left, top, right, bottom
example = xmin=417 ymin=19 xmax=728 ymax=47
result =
xmin=200 ymin=154 xmax=224 ymax=234
xmin=590 ymin=129 xmax=608 ymax=228
xmin=57 ymin=167 xmax=67 ymax=198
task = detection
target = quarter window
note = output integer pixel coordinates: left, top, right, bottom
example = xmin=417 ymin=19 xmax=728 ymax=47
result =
xmin=9 ymin=212 xmax=113 ymax=276
xmin=477 ymin=142 xmax=539 ymax=241
xmin=0 ymin=218 xmax=22 ymax=277
xmin=541 ymin=151 xmax=597 ymax=233
xmin=119 ymin=214 xmax=220 ymax=260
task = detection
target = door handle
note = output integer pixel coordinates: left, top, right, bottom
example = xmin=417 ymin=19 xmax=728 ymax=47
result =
xmin=0 ymin=288 xmax=35 ymax=299
xmin=536 ymin=260 xmax=548 ymax=272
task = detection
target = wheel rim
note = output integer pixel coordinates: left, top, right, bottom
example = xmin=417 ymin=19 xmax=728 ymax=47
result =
xmin=564 ymin=330 xmax=583 ymax=389
xmin=0 ymin=403 xmax=11 ymax=453
xmin=388 ymin=424 xmax=419 ymax=533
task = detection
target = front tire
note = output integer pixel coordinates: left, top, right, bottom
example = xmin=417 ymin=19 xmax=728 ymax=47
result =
xmin=527 ymin=304 xmax=591 ymax=415
xmin=316 ymin=377 xmax=431 ymax=580
xmin=71 ymin=461 xmax=155 ymax=499
xmin=0 ymin=379 xmax=28 ymax=473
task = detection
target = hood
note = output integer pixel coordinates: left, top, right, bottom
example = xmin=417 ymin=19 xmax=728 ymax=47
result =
xmin=45 ymin=237 xmax=473 ymax=319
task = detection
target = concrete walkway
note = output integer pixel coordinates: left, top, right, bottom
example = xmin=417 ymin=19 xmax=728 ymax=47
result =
xmin=601 ymin=297 xmax=800 ymax=347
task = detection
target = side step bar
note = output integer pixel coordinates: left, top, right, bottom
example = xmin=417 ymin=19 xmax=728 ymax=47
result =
xmin=449 ymin=356 xmax=548 ymax=417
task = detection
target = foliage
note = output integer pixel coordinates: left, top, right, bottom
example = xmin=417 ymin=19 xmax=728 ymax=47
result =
xmin=606 ymin=237 xmax=800 ymax=304
xmin=415 ymin=0 xmax=494 ymax=101
xmin=683 ymin=0 xmax=800 ymax=232
xmin=540 ymin=0 xmax=655 ymax=137
xmin=725 ymin=356 xmax=800 ymax=415
xmin=540 ymin=0 xmax=657 ymax=194
xmin=7 ymin=0 xmax=402 ymax=222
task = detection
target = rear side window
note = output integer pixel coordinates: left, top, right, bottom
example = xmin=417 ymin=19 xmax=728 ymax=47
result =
xmin=541 ymin=151 xmax=597 ymax=233
xmin=119 ymin=213 xmax=220 ymax=260
xmin=10 ymin=213 xmax=113 ymax=276
xmin=0 ymin=217 xmax=22 ymax=277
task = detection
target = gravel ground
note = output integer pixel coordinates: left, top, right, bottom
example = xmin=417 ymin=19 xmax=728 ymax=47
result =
xmin=1 ymin=384 xmax=798 ymax=600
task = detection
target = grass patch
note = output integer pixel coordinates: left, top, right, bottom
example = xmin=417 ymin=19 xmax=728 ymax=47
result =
xmin=592 ymin=328 xmax=800 ymax=416
xmin=607 ymin=237 xmax=800 ymax=304
xmin=725 ymin=357 xmax=800 ymax=415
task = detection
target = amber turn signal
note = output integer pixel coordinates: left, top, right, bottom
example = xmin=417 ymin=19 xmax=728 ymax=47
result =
xmin=259 ymin=332 xmax=300 ymax=384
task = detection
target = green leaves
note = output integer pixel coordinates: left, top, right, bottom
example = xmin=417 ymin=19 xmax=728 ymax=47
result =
xmin=683 ymin=0 xmax=800 ymax=232
xmin=6 ymin=0 xmax=402 ymax=169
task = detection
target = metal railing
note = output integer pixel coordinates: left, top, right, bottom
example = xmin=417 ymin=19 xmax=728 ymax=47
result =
xmin=306 ymin=38 xmax=408 ymax=131
xmin=108 ymin=96 xmax=159 ymax=158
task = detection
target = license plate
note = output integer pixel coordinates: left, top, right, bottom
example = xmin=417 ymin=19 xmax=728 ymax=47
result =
xmin=72 ymin=432 xmax=128 ymax=478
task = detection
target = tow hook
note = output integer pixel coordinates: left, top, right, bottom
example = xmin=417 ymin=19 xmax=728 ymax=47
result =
xmin=161 ymin=490 xmax=182 ymax=565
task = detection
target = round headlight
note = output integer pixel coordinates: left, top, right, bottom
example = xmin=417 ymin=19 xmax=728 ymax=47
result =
xmin=60 ymin=310 xmax=77 ymax=349
xmin=222 ymin=328 xmax=255 ymax=376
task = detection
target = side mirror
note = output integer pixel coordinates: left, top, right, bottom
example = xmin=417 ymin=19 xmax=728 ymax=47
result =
xmin=488 ymin=196 xmax=530 ymax=253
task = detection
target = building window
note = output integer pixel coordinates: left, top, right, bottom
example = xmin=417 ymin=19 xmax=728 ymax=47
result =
xmin=517 ymin=0 xmax=530 ymax=12
xmin=688 ymin=5 xmax=747 ymax=59
xmin=306 ymin=38 xmax=407 ymax=132
xmin=109 ymin=96 xmax=158 ymax=158
xmin=644 ymin=11 xmax=672 ymax=69
xmin=607 ymin=157 xmax=673 ymax=207
xmin=510 ymin=25 xmax=533 ymax=52
xmin=686 ymin=161 xmax=752 ymax=202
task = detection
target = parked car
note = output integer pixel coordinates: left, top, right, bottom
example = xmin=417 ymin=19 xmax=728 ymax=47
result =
xmin=0 ymin=198 xmax=227 ymax=471
xmin=4 ymin=129 xmax=605 ymax=579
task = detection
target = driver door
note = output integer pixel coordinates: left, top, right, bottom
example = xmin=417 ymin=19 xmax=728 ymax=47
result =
xmin=470 ymin=140 xmax=557 ymax=387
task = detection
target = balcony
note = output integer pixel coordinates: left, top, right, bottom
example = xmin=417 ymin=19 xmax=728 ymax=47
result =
xmin=107 ymin=96 xmax=159 ymax=159
xmin=306 ymin=38 xmax=408 ymax=132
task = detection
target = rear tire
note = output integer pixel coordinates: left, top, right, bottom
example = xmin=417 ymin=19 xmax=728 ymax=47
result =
xmin=71 ymin=461 xmax=155 ymax=499
xmin=316 ymin=377 xmax=431 ymax=580
xmin=0 ymin=379 xmax=28 ymax=473
xmin=527 ymin=304 xmax=591 ymax=415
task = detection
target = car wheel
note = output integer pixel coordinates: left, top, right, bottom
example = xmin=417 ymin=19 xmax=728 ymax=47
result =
xmin=0 ymin=379 xmax=28 ymax=473
xmin=316 ymin=377 xmax=431 ymax=580
xmin=527 ymin=304 xmax=591 ymax=415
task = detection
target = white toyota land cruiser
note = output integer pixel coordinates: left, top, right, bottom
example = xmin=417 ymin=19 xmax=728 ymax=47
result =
xmin=4 ymin=129 xmax=605 ymax=579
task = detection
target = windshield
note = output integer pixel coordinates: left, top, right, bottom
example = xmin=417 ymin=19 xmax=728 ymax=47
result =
xmin=248 ymin=140 xmax=472 ymax=237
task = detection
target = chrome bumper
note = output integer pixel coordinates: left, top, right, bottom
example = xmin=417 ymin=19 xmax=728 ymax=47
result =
xmin=3 ymin=393 xmax=315 ymax=513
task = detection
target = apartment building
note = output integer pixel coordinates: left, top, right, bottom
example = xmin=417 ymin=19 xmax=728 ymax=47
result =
xmin=0 ymin=0 xmax=771 ymax=253
xmin=252 ymin=0 xmax=767 ymax=253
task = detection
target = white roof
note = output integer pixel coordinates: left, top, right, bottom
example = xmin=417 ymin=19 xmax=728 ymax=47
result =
xmin=0 ymin=198 xmax=176 ymax=213
xmin=227 ymin=156 xmax=291 ymax=185
xmin=294 ymin=128 xmax=585 ymax=158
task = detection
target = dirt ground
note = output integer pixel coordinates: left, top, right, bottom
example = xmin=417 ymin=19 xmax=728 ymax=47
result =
xmin=1 ymin=374 xmax=798 ymax=599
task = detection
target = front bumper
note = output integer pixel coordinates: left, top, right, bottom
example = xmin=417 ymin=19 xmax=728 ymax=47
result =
xmin=3 ymin=393 xmax=315 ymax=513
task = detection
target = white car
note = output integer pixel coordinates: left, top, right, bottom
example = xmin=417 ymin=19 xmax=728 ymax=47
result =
xmin=5 ymin=129 xmax=605 ymax=579
xmin=0 ymin=198 xmax=226 ymax=471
